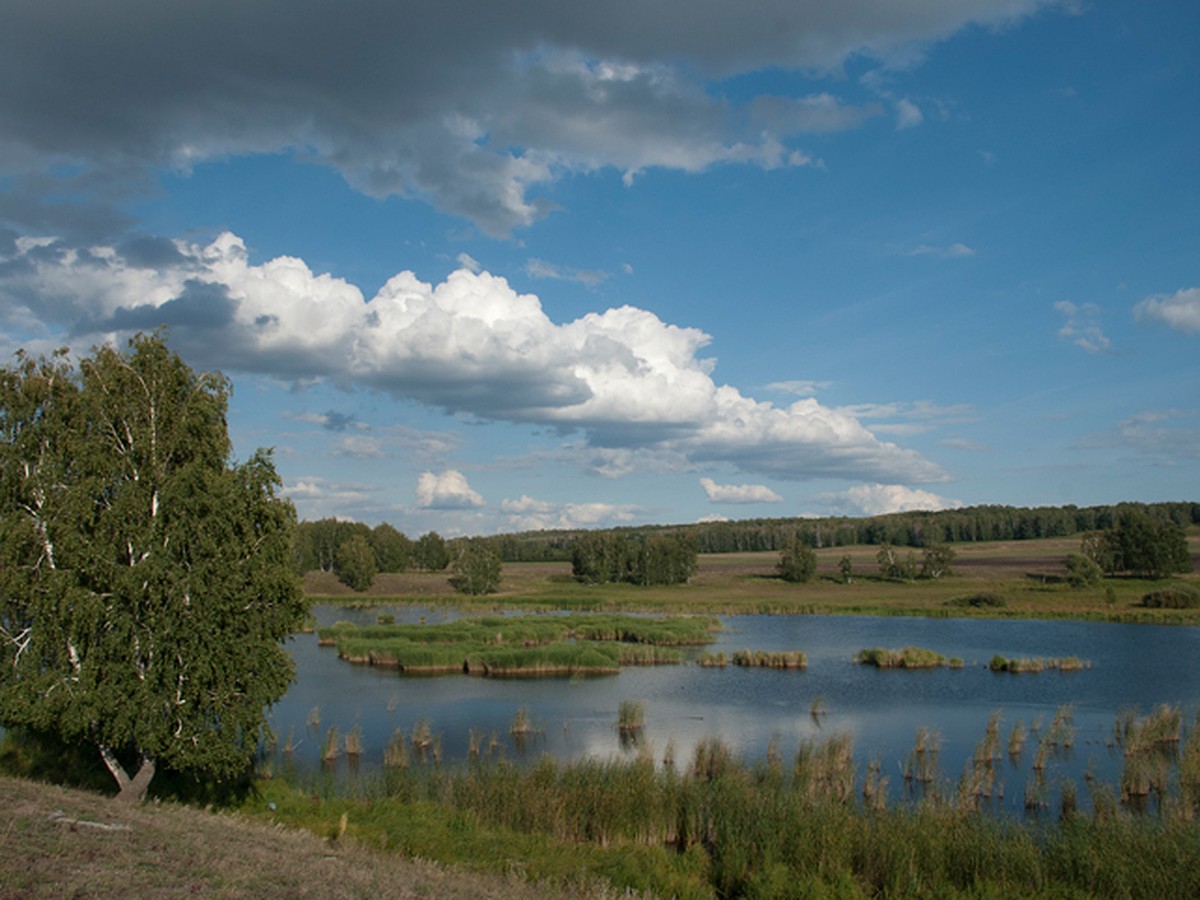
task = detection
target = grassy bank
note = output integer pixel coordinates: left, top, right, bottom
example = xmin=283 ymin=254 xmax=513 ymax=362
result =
xmin=305 ymin=532 xmax=1200 ymax=623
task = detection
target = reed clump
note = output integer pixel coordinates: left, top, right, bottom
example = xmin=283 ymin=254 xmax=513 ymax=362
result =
xmin=510 ymin=706 xmax=536 ymax=736
xmin=989 ymin=655 xmax=1091 ymax=673
xmin=857 ymin=646 xmax=948 ymax=669
xmin=730 ymin=649 xmax=807 ymax=669
xmin=617 ymin=700 xmax=645 ymax=734
xmin=1115 ymin=705 xmax=1182 ymax=807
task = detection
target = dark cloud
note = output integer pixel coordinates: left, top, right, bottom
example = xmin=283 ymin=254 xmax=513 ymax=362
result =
xmin=319 ymin=411 xmax=360 ymax=432
xmin=115 ymin=234 xmax=190 ymax=269
xmin=0 ymin=0 xmax=1068 ymax=236
xmin=75 ymin=279 xmax=236 ymax=335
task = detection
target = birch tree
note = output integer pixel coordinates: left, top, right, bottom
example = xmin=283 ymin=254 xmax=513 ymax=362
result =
xmin=0 ymin=335 xmax=305 ymax=802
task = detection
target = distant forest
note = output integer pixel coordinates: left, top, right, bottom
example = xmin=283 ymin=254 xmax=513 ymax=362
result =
xmin=475 ymin=501 xmax=1200 ymax=562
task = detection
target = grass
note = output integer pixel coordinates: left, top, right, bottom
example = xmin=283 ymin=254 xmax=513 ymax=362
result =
xmin=303 ymin=530 xmax=1200 ymax=623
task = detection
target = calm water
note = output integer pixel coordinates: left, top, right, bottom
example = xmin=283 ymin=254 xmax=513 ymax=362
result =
xmin=267 ymin=606 xmax=1200 ymax=812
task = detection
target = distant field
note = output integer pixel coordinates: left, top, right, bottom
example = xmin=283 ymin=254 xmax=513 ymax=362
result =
xmin=305 ymin=530 xmax=1200 ymax=623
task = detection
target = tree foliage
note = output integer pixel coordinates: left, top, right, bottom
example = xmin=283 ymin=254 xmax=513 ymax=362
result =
xmin=449 ymin=540 xmax=502 ymax=595
xmin=571 ymin=533 xmax=696 ymax=586
xmin=1083 ymin=510 xmax=1192 ymax=579
xmin=776 ymin=537 xmax=817 ymax=583
xmin=1064 ymin=552 xmax=1103 ymax=588
xmin=370 ymin=522 xmax=411 ymax=573
xmin=920 ymin=543 xmax=956 ymax=579
xmin=413 ymin=531 xmax=450 ymax=571
xmin=333 ymin=534 xmax=377 ymax=591
xmin=0 ymin=335 xmax=305 ymax=801
xmin=877 ymin=543 xmax=917 ymax=581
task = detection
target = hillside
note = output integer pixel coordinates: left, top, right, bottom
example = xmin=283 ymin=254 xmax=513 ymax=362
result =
xmin=0 ymin=776 xmax=594 ymax=899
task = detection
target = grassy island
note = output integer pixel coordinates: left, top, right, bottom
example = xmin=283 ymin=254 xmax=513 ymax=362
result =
xmin=856 ymin=646 xmax=962 ymax=669
xmin=317 ymin=612 xmax=720 ymax=677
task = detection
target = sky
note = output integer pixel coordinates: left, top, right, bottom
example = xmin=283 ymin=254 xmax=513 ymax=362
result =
xmin=1 ymin=0 xmax=1197 ymax=537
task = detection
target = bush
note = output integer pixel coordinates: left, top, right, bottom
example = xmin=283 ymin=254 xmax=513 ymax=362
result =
xmin=1141 ymin=585 xmax=1200 ymax=609
xmin=1065 ymin=552 xmax=1103 ymax=588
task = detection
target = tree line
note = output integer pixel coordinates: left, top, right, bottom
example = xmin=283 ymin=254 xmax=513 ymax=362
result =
xmin=471 ymin=501 xmax=1199 ymax=562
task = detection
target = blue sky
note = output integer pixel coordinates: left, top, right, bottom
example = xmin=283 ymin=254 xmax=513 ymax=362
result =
xmin=1 ymin=0 xmax=1197 ymax=535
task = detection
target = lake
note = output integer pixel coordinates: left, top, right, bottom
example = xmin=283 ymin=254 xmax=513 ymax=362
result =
xmin=267 ymin=605 xmax=1200 ymax=812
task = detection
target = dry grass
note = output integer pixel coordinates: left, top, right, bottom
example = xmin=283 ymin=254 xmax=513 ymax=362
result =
xmin=0 ymin=775 xmax=601 ymax=899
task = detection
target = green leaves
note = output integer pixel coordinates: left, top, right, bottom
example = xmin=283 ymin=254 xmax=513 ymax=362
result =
xmin=0 ymin=334 xmax=306 ymax=796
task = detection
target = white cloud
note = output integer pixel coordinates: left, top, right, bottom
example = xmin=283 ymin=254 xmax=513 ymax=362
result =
xmin=822 ymin=483 xmax=963 ymax=516
xmin=1133 ymin=287 xmax=1200 ymax=335
xmin=525 ymin=258 xmax=610 ymax=287
xmin=767 ymin=379 xmax=831 ymax=396
xmin=282 ymin=476 xmax=377 ymax=517
xmin=895 ymin=97 xmax=924 ymax=129
xmin=456 ymin=252 xmax=482 ymax=274
xmin=0 ymin=232 xmax=947 ymax=485
xmin=415 ymin=470 xmax=485 ymax=509
xmin=501 ymin=495 xmax=638 ymax=531
xmin=699 ymin=477 xmax=783 ymax=504
xmin=1055 ymin=300 xmax=1112 ymax=353
xmin=0 ymin=0 xmax=1072 ymax=237
xmin=333 ymin=435 xmax=388 ymax=459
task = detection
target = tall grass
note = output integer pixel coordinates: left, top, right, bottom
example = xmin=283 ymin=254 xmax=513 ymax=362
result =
xmin=617 ymin=700 xmax=645 ymax=735
xmin=252 ymin=714 xmax=1200 ymax=899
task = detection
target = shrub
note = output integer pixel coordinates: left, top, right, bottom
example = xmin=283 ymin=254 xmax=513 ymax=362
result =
xmin=1065 ymin=552 xmax=1103 ymax=588
xmin=1141 ymin=585 xmax=1200 ymax=609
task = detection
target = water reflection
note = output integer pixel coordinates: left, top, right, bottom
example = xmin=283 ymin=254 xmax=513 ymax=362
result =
xmin=266 ymin=605 xmax=1200 ymax=814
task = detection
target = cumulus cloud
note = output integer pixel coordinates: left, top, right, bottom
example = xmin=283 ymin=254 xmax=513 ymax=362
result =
xmin=1133 ymin=287 xmax=1200 ymax=335
xmin=1055 ymin=300 xmax=1112 ymax=353
xmin=501 ymin=495 xmax=638 ymax=531
xmin=822 ymin=483 xmax=963 ymax=516
xmin=415 ymin=470 xmax=486 ymax=509
xmin=0 ymin=0 xmax=1071 ymax=238
xmin=0 ymin=233 xmax=948 ymax=485
xmin=699 ymin=477 xmax=783 ymax=504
